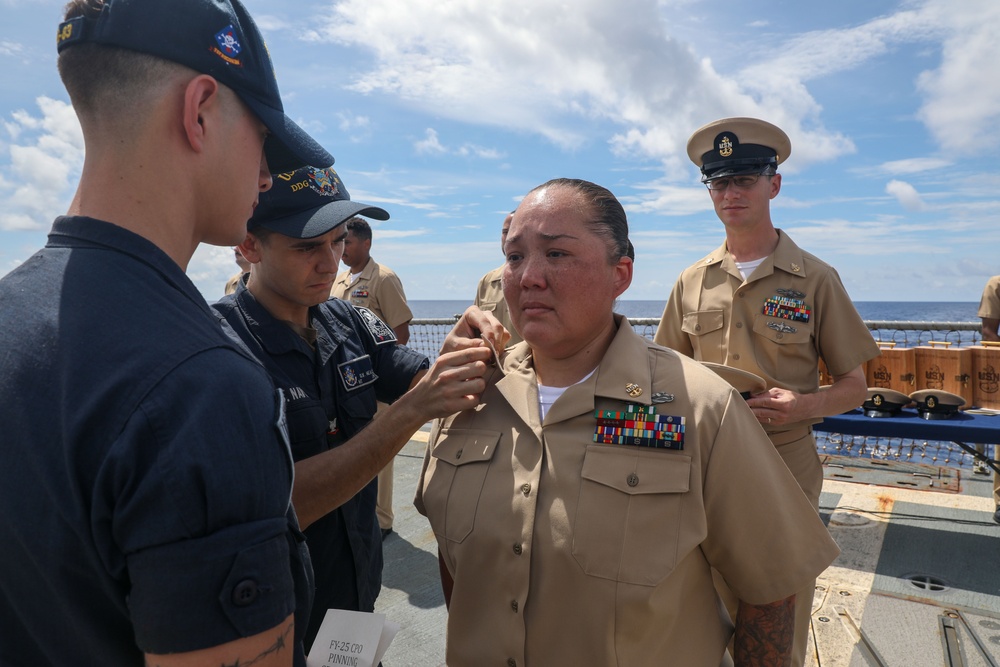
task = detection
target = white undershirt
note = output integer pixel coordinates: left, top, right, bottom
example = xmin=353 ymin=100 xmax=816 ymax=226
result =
xmin=537 ymin=368 xmax=597 ymax=420
xmin=734 ymin=257 xmax=766 ymax=281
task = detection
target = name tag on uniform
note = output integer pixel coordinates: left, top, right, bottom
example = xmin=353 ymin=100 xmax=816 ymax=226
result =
xmin=339 ymin=355 xmax=376 ymax=391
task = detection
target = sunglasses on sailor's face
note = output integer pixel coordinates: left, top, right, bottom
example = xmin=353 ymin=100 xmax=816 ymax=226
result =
xmin=704 ymin=169 xmax=770 ymax=192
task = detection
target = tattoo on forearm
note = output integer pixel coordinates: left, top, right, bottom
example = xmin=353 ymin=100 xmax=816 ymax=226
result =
xmin=733 ymin=594 xmax=796 ymax=667
xmin=144 ymin=618 xmax=295 ymax=667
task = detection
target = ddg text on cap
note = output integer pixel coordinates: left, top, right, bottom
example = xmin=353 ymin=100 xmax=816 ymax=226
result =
xmin=249 ymin=166 xmax=389 ymax=239
xmin=56 ymin=0 xmax=332 ymax=173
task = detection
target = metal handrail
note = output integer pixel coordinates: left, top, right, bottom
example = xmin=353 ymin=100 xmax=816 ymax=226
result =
xmin=406 ymin=317 xmax=985 ymax=359
xmin=404 ymin=316 xmax=993 ymax=474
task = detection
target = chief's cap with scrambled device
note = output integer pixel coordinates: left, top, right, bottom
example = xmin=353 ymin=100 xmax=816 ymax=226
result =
xmin=249 ymin=166 xmax=389 ymax=239
xmin=909 ymin=389 xmax=965 ymax=420
xmin=55 ymin=0 xmax=332 ymax=174
xmin=862 ymin=388 xmax=912 ymax=418
xmin=701 ymin=362 xmax=766 ymax=400
xmin=687 ymin=117 xmax=791 ymax=181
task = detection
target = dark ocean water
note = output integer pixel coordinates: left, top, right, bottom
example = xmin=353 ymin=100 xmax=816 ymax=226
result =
xmin=410 ymin=300 xmax=981 ymax=322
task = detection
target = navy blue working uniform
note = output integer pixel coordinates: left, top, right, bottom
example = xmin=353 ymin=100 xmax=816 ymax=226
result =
xmin=213 ymin=281 xmax=428 ymax=650
xmin=0 ymin=217 xmax=313 ymax=666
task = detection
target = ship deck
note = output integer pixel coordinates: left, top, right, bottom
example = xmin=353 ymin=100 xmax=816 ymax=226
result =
xmin=372 ymin=429 xmax=1000 ymax=667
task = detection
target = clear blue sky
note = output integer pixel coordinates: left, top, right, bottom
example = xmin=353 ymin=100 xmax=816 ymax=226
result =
xmin=2 ymin=0 xmax=998 ymax=302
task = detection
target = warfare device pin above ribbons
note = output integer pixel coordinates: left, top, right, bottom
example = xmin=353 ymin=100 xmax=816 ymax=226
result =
xmin=593 ymin=404 xmax=685 ymax=450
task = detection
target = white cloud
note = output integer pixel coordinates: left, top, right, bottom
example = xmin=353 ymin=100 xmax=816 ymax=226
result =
xmin=0 ymin=96 xmax=82 ymax=231
xmin=301 ymin=0 xmax=999 ymax=179
xmin=412 ymin=128 xmax=504 ymax=160
xmin=627 ymin=178 xmax=712 ymax=217
xmin=373 ymin=228 xmax=428 ymax=240
xmin=309 ymin=0 xmax=962 ymax=174
xmin=915 ymin=0 xmax=1000 ymax=155
xmin=414 ymin=128 xmax=447 ymax=155
xmin=338 ymin=113 xmax=371 ymax=133
xmin=0 ymin=41 xmax=23 ymax=57
xmin=876 ymin=157 xmax=952 ymax=175
xmin=455 ymin=144 xmax=504 ymax=160
xmin=313 ymin=0 xmax=743 ymax=161
xmin=885 ymin=179 xmax=927 ymax=211
xmin=335 ymin=113 xmax=371 ymax=143
xmin=188 ymin=244 xmax=245 ymax=302
xmin=783 ymin=217 xmax=953 ymax=256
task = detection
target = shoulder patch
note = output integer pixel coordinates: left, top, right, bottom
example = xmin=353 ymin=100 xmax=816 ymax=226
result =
xmin=354 ymin=306 xmax=397 ymax=345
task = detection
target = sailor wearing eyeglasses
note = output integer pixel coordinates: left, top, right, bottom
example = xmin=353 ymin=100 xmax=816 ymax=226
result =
xmin=654 ymin=117 xmax=878 ymax=667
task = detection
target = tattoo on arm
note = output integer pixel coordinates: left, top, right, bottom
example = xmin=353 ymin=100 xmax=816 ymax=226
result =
xmin=144 ymin=617 xmax=295 ymax=667
xmin=733 ymin=594 xmax=796 ymax=667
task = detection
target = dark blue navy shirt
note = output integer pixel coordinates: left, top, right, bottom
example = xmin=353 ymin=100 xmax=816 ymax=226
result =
xmin=212 ymin=282 xmax=428 ymax=650
xmin=0 ymin=217 xmax=312 ymax=666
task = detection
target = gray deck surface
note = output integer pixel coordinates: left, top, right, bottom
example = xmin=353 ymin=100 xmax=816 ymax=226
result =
xmin=371 ymin=428 xmax=1000 ymax=667
xmin=374 ymin=429 xmax=448 ymax=667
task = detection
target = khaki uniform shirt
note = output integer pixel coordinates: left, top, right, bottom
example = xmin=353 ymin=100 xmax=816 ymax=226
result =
xmin=473 ymin=265 xmax=521 ymax=346
xmin=415 ymin=317 xmax=839 ymax=667
xmin=331 ymin=259 xmax=412 ymax=330
xmin=977 ymin=276 xmax=1000 ymax=319
xmin=655 ymin=229 xmax=879 ymax=436
xmin=223 ymin=270 xmax=245 ymax=296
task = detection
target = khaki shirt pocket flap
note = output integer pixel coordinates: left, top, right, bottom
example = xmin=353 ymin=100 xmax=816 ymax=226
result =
xmin=478 ymin=301 xmax=499 ymax=313
xmin=430 ymin=428 xmax=501 ymax=466
xmin=681 ymin=310 xmax=724 ymax=337
xmin=581 ymin=447 xmax=691 ymax=495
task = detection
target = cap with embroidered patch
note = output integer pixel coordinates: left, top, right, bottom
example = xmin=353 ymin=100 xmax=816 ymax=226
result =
xmin=701 ymin=362 xmax=766 ymax=399
xmin=862 ymin=388 xmax=911 ymax=418
xmin=55 ymin=0 xmax=332 ymax=173
xmin=909 ymin=389 xmax=965 ymax=420
xmin=249 ymin=166 xmax=389 ymax=239
xmin=687 ymin=117 xmax=791 ymax=181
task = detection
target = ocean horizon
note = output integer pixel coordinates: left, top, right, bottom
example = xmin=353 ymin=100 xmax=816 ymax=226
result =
xmin=409 ymin=300 xmax=982 ymax=322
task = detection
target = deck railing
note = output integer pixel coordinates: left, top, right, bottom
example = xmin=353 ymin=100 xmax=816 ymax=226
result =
xmin=406 ymin=317 xmax=995 ymax=476
xmin=406 ymin=317 xmax=986 ymax=361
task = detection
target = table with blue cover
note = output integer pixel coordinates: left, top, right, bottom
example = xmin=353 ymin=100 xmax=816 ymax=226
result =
xmin=816 ymin=409 xmax=1000 ymax=473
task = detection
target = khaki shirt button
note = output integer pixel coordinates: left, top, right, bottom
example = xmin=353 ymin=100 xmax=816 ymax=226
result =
xmin=511 ymin=600 xmax=519 ymax=612
xmin=627 ymin=473 xmax=639 ymax=487
xmin=776 ymin=332 xmax=783 ymax=339
xmin=738 ymin=292 xmax=745 ymax=297
xmin=695 ymin=324 xmax=702 ymax=332
xmin=508 ymin=659 xmax=517 ymax=667
xmin=733 ymin=354 xmax=741 ymax=361
xmin=455 ymin=449 xmax=463 ymax=460
xmin=513 ymin=543 xmax=523 ymax=555
xmin=521 ymin=483 xmax=531 ymax=495
xmin=736 ymin=322 xmax=743 ymax=329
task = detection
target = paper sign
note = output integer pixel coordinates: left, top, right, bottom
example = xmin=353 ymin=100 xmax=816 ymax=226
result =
xmin=306 ymin=609 xmax=400 ymax=667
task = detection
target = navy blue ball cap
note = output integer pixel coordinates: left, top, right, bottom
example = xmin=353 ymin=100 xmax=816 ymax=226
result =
xmin=687 ymin=117 xmax=791 ymax=181
xmin=55 ymin=0 xmax=332 ymax=173
xmin=249 ymin=167 xmax=390 ymax=239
